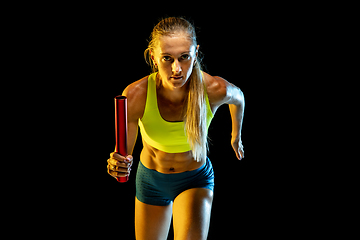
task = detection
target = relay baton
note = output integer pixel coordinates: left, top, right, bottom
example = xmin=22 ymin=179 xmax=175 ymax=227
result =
xmin=114 ymin=96 xmax=129 ymax=183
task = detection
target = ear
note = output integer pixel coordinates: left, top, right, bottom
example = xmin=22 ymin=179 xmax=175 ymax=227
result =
xmin=150 ymin=50 xmax=155 ymax=61
xmin=195 ymin=45 xmax=200 ymax=58
xmin=150 ymin=50 xmax=157 ymax=67
xmin=193 ymin=45 xmax=200 ymax=65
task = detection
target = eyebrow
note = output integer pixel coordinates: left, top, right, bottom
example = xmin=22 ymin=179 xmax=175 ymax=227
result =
xmin=160 ymin=52 xmax=190 ymax=56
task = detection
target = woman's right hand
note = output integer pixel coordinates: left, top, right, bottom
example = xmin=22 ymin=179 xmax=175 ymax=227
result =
xmin=107 ymin=152 xmax=133 ymax=179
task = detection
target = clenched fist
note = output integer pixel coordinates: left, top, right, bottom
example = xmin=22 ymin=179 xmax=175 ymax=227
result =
xmin=107 ymin=152 xmax=133 ymax=179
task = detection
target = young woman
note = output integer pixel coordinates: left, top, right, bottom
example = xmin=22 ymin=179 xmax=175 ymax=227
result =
xmin=107 ymin=17 xmax=245 ymax=240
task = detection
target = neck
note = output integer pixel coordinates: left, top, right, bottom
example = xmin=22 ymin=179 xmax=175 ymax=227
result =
xmin=157 ymin=74 xmax=189 ymax=104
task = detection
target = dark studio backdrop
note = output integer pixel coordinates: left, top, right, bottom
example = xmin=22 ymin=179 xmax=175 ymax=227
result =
xmin=36 ymin=5 xmax=305 ymax=239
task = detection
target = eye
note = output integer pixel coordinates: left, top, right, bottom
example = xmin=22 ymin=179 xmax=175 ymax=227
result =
xmin=180 ymin=54 xmax=190 ymax=60
xmin=162 ymin=56 xmax=172 ymax=61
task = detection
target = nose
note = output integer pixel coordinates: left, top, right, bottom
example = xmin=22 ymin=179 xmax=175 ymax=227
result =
xmin=172 ymin=60 xmax=182 ymax=74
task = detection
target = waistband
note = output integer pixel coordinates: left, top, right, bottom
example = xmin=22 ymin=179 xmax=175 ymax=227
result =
xmin=138 ymin=158 xmax=209 ymax=181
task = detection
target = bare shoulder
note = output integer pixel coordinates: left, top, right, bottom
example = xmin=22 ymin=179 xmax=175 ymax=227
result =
xmin=122 ymin=76 xmax=148 ymax=120
xmin=203 ymin=72 xmax=230 ymax=107
xmin=122 ymin=76 xmax=148 ymax=98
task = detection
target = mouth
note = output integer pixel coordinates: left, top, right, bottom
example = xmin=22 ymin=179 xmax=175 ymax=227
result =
xmin=170 ymin=76 xmax=183 ymax=80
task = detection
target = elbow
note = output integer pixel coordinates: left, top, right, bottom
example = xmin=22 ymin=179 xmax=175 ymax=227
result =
xmin=240 ymin=89 xmax=244 ymax=105
xmin=234 ymin=85 xmax=244 ymax=107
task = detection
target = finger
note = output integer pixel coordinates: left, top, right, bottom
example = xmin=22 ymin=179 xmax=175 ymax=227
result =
xmin=120 ymin=155 xmax=134 ymax=169
xmin=238 ymin=147 xmax=244 ymax=160
xmin=110 ymin=153 xmax=133 ymax=166
xmin=234 ymin=150 xmax=241 ymax=160
xmin=107 ymin=167 xmax=130 ymax=177
xmin=109 ymin=170 xmax=129 ymax=178
xmin=124 ymin=155 xmax=133 ymax=164
xmin=110 ymin=152 xmax=127 ymax=161
xmin=107 ymin=158 xmax=128 ymax=167
xmin=238 ymin=151 xmax=242 ymax=160
xmin=107 ymin=163 xmax=129 ymax=173
xmin=232 ymin=144 xmax=240 ymax=160
xmin=107 ymin=166 xmax=130 ymax=178
xmin=107 ymin=165 xmax=118 ymax=178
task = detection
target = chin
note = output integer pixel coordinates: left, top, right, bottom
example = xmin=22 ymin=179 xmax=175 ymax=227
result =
xmin=170 ymin=78 xmax=189 ymax=89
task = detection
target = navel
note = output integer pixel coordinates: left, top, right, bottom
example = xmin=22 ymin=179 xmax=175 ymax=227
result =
xmin=169 ymin=167 xmax=175 ymax=171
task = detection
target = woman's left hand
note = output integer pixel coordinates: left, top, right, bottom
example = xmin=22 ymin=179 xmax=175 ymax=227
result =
xmin=231 ymin=137 xmax=244 ymax=160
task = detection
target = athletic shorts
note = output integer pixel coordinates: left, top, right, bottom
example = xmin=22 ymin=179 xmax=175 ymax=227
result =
xmin=135 ymin=157 xmax=215 ymax=206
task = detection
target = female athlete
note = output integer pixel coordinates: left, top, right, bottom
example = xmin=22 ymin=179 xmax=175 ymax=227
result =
xmin=107 ymin=17 xmax=245 ymax=240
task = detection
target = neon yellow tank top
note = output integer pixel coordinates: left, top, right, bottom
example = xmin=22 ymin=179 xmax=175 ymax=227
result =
xmin=138 ymin=72 xmax=214 ymax=153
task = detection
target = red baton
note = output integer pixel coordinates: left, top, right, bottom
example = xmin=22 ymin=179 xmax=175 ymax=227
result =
xmin=114 ymin=96 xmax=129 ymax=183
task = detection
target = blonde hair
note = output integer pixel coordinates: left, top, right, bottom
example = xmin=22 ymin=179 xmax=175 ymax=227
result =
xmin=144 ymin=17 xmax=208 ymax=162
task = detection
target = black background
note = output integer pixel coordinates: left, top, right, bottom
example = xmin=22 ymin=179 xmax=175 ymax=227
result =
xmin=24 ymin=4 xmax=311 ymax=239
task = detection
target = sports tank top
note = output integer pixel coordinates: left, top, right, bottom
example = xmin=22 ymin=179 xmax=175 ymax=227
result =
xmin=138 ymin=72 xmax=214 ymax=153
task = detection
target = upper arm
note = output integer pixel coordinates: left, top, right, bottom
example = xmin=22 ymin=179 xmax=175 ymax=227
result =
xmin=221 ymin=78 xmax=244 ymax=106
xmin=204 ymin=73 xmax=244 ymax=111
xmin=122 ymin=77 xmax=148 ymax=122
xmin=120 ymin=77 xmax=148 ymax=154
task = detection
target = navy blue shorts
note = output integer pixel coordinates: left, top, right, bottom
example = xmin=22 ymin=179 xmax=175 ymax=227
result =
xmin=136 ymin=157 xmax=215 ymax=206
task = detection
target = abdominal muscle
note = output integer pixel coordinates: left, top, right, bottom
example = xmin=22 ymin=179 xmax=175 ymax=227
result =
xmin=140 ymin=140 xmax=205 ymax=174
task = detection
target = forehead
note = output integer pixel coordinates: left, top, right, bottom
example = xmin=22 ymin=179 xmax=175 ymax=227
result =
xmin=157 ymin=34 xmax=196 ymax=55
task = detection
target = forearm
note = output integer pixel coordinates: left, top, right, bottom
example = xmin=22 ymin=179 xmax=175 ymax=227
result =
xmin=229 ymin=90 xmax=244 ymax=140
xmin=126 ymin=121 xmax=139 ymax=155
xmin=114 ymin=120 xmax=138 ymax=156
